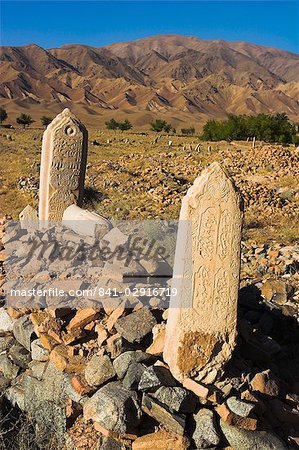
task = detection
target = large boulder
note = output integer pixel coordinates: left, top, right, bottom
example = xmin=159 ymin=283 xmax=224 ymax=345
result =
xmin=83 ymin=381 xmax=142 ymax=434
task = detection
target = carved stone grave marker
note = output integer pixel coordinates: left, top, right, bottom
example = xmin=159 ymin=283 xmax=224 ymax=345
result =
xmin=39 ymin=109 xmax=88 ymax=221
xmin=164 ymin=162 xmax=243 ymax=383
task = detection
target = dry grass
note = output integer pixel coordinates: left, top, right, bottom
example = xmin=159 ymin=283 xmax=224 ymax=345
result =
xmin=0 ymin=127 xmax=298 ymax=244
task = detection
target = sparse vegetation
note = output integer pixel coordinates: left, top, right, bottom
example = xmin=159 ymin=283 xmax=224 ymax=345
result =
xmin=0 ymin=107 xmax=8 ymax=124
xmin=40 ymin=116 xmax=53 ymax=128
xmin=16 ymin=114 xmax=34 ymax=128
xmin=1 ymin=127 xmax=298 ymax=244
xmin=181 ymin=127 xmax=195 ymax=136
xmin=201 ymin=113 xmax=297 ymax=144
xmin=150 ymin=119 xmax=173 ymax=133
xmin=105 ymin=118 xmax=132 ymax=131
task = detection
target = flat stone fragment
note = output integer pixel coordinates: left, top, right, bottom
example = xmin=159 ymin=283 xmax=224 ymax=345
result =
xmin=13 ymin=315 xmax=35 ymax=351
xmin=31 ymin=339 xmax=50 ymax=361
xmin=62 ymin=204 xmax=111 ymax=238
xmin=39 ymin=108 xmax=88 ymax=221
xmin=220 ymin=419 xmax=287 ymax=450
xmin=141 ymin=394 xmax=186 ymax=436
xmin=0 ymin=336 xmax=16 ymax=352
xmin=138 ymin=365 xmax=177 ymax=392
xmin=164 ymin=162 xmax=243 ymax=383
xmin=85 ymin=354 xmax=116 ymax=387
xmin=115 ymin=308 xmax=157 ymax=343
xmin=9 ymin=344 xmax=31 ymax=369
xmin=113 ymin=351 xmax=155 ymax=379
xmin=19 ymin=205 xmax=38 ymax=230
xmin=0 ymin=354 xmax=19 ymax=380
xmin=0 ymin=308 xmax=14 ymax=333
xmin=227 ymin=396 xmax=255 ymax=418
xmin=132 ymin=429 xmax=190 ymax=450
xmin=192 ymin=408 xmax=221 ymax=449
xmin=154 ymin=386 xmax=197 ymax=413
xmin=83 ymin=381 xmax=142 ymax=434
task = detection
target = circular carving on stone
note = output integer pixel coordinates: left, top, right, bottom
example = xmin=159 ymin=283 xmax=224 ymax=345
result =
xmin=65 ymin=125 xmax=76 ymax=137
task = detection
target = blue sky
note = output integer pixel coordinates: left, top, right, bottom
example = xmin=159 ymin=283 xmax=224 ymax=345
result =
xmin=1 ymin=1 xmax=298 ymax=53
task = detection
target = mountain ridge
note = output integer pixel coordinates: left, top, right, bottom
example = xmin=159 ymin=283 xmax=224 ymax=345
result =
xmin=1 ymin=34 xmax=298 ymax=127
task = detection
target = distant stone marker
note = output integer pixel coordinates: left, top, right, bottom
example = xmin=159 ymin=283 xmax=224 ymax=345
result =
xmin=164 ymin=162 xmax=243 ymax=383
xmin=39 ymin=108 xmax=88 ymax=221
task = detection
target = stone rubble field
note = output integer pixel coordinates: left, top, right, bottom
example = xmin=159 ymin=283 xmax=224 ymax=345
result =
xmin=0 ymin=219 xmax=299 ymax=449
xmin=0 ymin=118 xmax=299 ymax=450
xmin=1 ymin=129 xmax=298 ymax=242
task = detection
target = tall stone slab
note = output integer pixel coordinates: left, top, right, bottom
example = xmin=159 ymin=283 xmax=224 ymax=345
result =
xmin=39 ymin=109 xmax=88 ymax=221
xmin=164 ymin=162 xmax=243 ymax=383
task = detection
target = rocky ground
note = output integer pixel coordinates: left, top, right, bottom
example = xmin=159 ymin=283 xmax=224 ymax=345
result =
xmin=0 ymin=129 xmax=298 ymax=449
xmin=1 ymin=129 xmax=298 ymax=242
xmin=0 ymin=212 xmax=298 ymax=449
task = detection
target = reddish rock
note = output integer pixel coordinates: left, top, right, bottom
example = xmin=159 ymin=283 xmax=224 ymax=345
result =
xmin=132 ymin=429 xmax=189 ymax=449
xmin=215 ymin=403 xmax=258 ymax=431
xmin=250 ymin=370 xmax=280 ymax=397
xmin=182 ymin=378 xmax=209 ymax=399
xmin=67 ymin=308 xmax=98 ymax=331
xmin=106 ymin=301 xmax=126 ymax=331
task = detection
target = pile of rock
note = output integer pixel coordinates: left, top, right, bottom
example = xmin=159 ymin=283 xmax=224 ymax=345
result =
xmin=0 ymin=293 xmax=298 ymax=449
xmin=0 ymin=214 xmax=298 ymax=449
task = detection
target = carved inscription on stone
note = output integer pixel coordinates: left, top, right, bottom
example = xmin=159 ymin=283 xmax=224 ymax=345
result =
xmin=164 ymin=162 xmax=243 ymax=383
xmin=39 ymin=109 xmax=88 ymax=221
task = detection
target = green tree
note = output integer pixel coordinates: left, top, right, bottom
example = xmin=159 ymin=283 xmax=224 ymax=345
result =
xmin=181 ymin=127 xmax=195 ymax=136
xmin=16 ymin=113 xmax=34 ymax=128
xmin=200 ymin=113 xmax=295 ymax=144
xmin=40 ymin=116 xmax=53 ymax=128
xmin=118 ymin=119 xmax=132 ymax=131
xmin=105 ymin=118 xmax=119 ymax=131
xmin=0 ymin=107 xmax=8 ymax=124
xmin=150 ymin=119 xmax=172 ymax=133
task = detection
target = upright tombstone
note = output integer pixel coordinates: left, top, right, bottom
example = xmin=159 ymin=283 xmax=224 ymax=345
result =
xmin=164 ymin=162 xmax=243 ymax=383
xmin=39 ymin=109 xmax=88 ymax=221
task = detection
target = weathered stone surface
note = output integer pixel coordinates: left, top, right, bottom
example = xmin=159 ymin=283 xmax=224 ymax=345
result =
xmin=113 ymin=351 xmax=155 ymax=379
xmin=0 ymin=354 xmax=19 ymax=379
xmin=83 ymin=381 xmax=142 ymax=434
xmin=9 ymin=344 xmax=31 ymax=368
xmin=31 ymin=338 xmax=50 ymax=361
xmin=250 ymin=370 xmax=280 ymax=397
xmin=138 ymin=365 xmax=177 ymax=392
xmin=0 ymin=335 xmax=15 ymax=352
xmin=62 ymin=205 xmax=111 ymax=238
xmin=164 ymin=163 xmax=243 ymax=382
xmin=19 ymin=205 xmax=38 ymax=230
xmin=123 ymin=362 xmax=146 ymax=390
xmin=67 ymin=308 xmax=98 ymax=330
xmin=227 ymin=396 xmax=255 ymax=418
xmin=85 ymin=355 xmax=116 ymax=387
xmin=0 ymin=373 xmax=10 ymax=391
xmin=115 ymin=308 xmax=157 ymax=343
xmin=154 ymin=386 xmax=197 ymax=413
xmin=141 ymin=394 xmax=185 ymax=435
xmin=39 ymin=108 xmax=88 ymax=221
xmin=261 ymin=279 xmax=290 ymax=305
xmin=13 ymin=314 xmax=35 ymax=351
xmin=182 ymin=378 xmax=209 ymax=399
xmin=192 ymin=408 xmax=221 ymax=449
xmin=216 ymin=403 xmax=257 ymax=430
xmin=132 ymin=429 xmax=190 ymax=450
xmin=220 ymin=419 xmax=287 ymax=450
xmin=146 ymin=324 xmax=165 ymax=355
xmin=0 ymin=307 xmax=14 ymax=333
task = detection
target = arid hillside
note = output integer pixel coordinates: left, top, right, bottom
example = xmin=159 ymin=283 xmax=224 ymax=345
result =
xmin=1 ymin=35 xmax=298 ymax=127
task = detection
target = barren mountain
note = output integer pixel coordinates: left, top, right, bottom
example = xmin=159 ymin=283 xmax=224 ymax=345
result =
xmin=1 ymin=34 xmax=298 ymax=127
